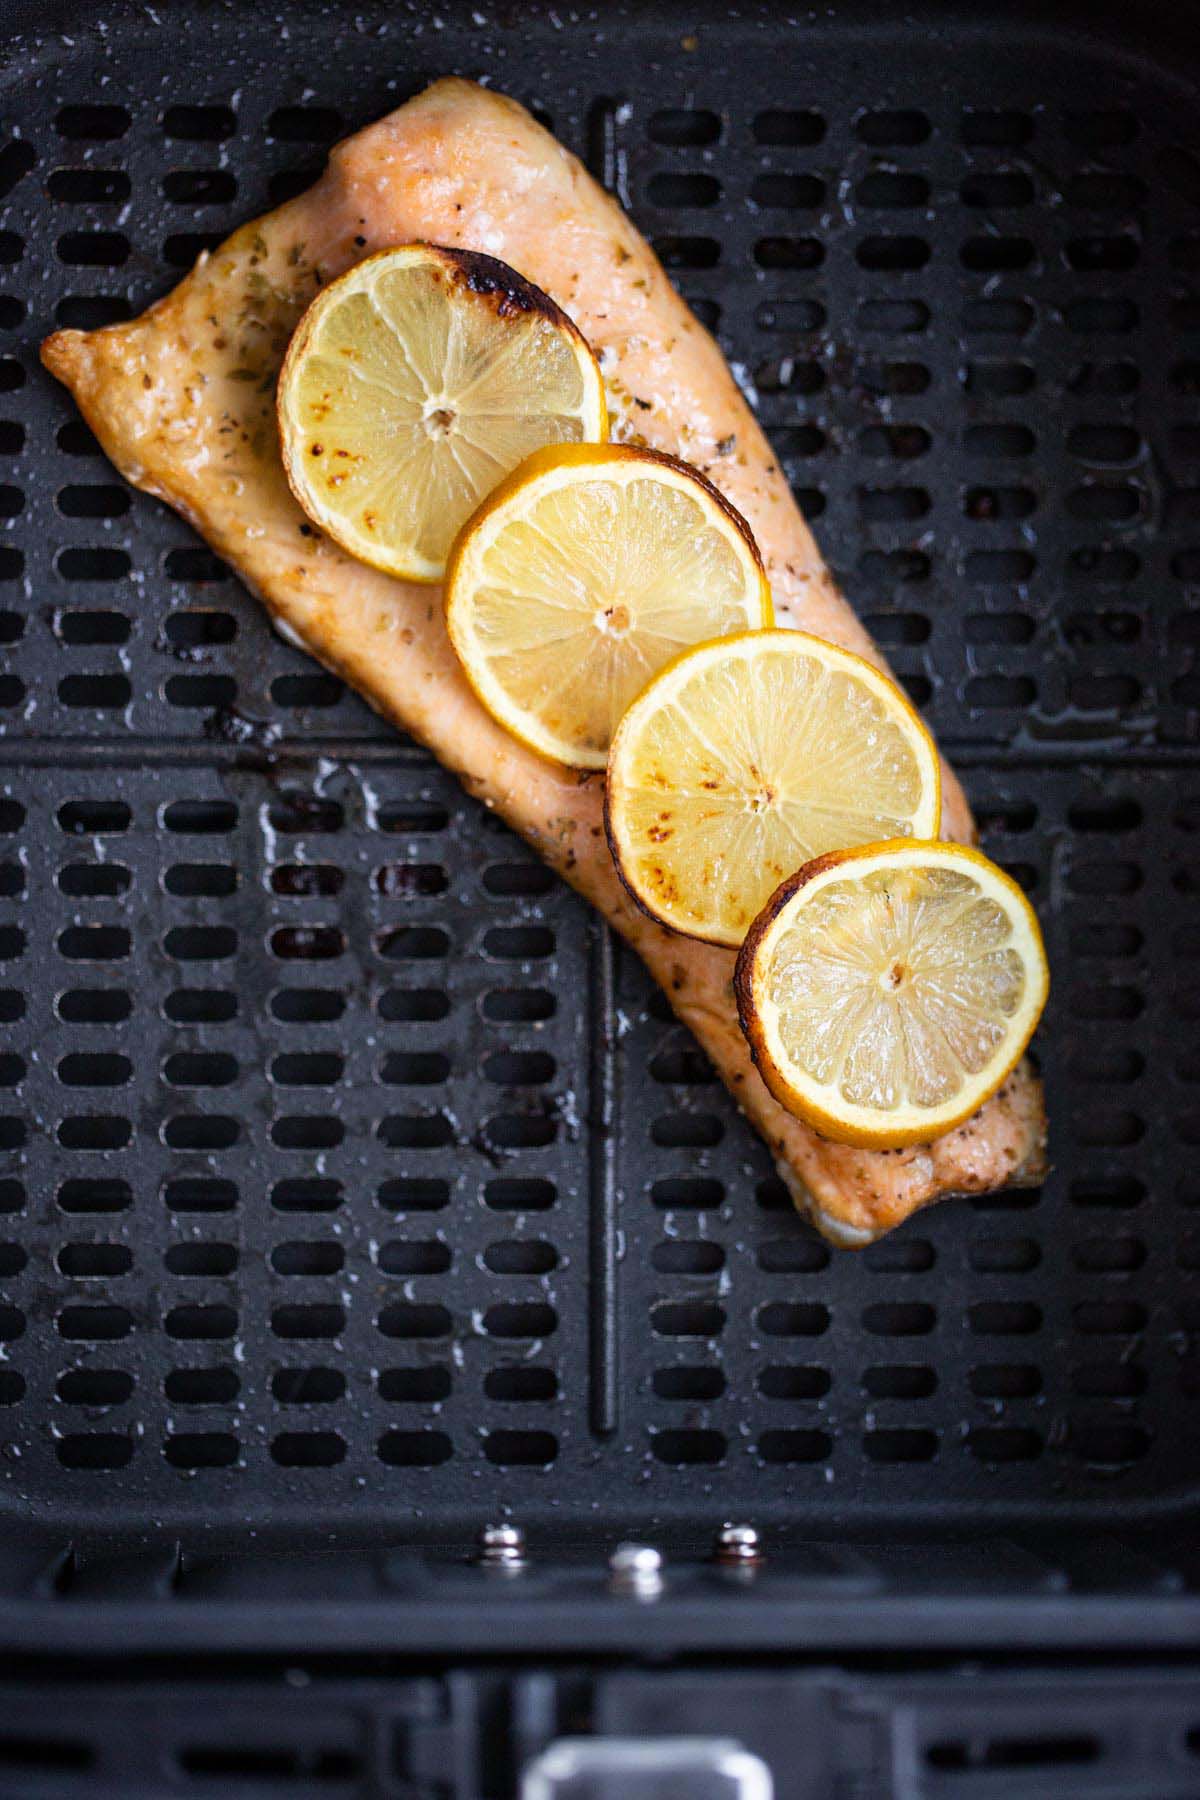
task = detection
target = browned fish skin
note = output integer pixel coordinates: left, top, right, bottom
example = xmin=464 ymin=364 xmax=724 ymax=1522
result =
xmin=41 ymin=77 xmax=1046 ymax=1244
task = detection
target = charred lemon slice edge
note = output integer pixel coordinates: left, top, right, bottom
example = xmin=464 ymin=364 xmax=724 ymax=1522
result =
xmin=277 ymin=243 xmax=608 ymax=584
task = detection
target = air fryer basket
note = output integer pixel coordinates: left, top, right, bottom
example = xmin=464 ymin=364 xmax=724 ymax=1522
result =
xmin=2 ymin=0 xmax=1200 ymax=1617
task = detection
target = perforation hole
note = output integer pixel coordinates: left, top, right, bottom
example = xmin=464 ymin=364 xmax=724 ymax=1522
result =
xmin=56 ymin=230 xmax=130 ymax=267
xmin=756 ymin=1236 xmax=830 ymax=1274
xmin=161 ymin=1242 xmax=237 ymax=1279
xmin=645 ymin=107 xmax=721 ymax=146
xmin=372 ymin=990 xmax=446 ymax=1030
xmin=373 ymin=1299 xmax=453 ymax=1341
xmin=963 ymin=231 xmax=1037 ymax=273
xmin=165 ymin=1432 xmax=238 ymax=1469
xmin=863 ymin=613 xmax=931 ymax=647
xmin=57 ymin=1369 xmax=133 ymax=1408
xmin=58 ymin=1303 xmax=132 ymax=1341
xmin=1073 ymin=1299 xmax=1146 ymax=1335
xmin=963 ymin=298 xmax=1034 ymax=338
xmin=652 ymin=1428 xmax=725 ymax=1465
xmin=654 ymin=1365 xmax=725 ymax=1401
xmin=751 ymin=172 xmax=824 ymax=209
xmin=967 ymin=1427 xmax=1042 ymax=1462
xmin=1072 ymin=1361 xmax=1145 ymax=1398
xmin=648 ymin=171 xmax=721 ymax=208
xmin=857 ymin=298 xmax=929 ymax=335
xmin=378 ymin=1366 xmax=450 ymax=1403
xmin=481 ymin=861 xmax=554 ymax=898
xmin=961 ymin=169 xmax=1035 ymax=209
xmin=1069 ymin=1424 xmax=1149 ymax=1465
xmin=370 ymin=863 xmax=449 ymax=905
xmin=59 ymin=1178 xmax=131 ymax=1215
xmin=376 ymin=1109 xmax=453 ymax=1152
xmin=271 ymin=1052 xmax=343 ymax=1088
xmin=650 ymin=1240 xmax=725 ymax=1276
xmin=655 ymin=235 xmax=720 ymax=269
xmin=163 ymin=104 xmax=235 ymax=140
xmin=273 ymin=1179 xmax=342 ymax=1214
xmin=758 ymin=1364 xmax=830 ymax=1400
xmin=270 ymin=673 xmax=344 ymax=710
xmin=485 ymin=1429 xmax=558 ymax=1465
xmin=268 ymin=1367 xmax=345 ymax=1411
xmin=650 ymin=1112 xmax=724 ymax=1149
xmin=269 ymin=989 xmax=344 ymax=1023
xmin=271 ymin=925 xmax=345 ymax=961
xmin=483 ymin=1370 xmax=563 ymax=1414
xmin=57 ymin=863 xmax=131 ymax=900
xmin=271 ymin=1303 xmax=343 ymax=1341
xmin=267 ymin=105 xmax=344 ymax=143
xmin=271 ymin=1114 xmax=343 ymax=1151
xmin=970 ymin=1363 xmax=1042 ymax=1399
xmin=863 ymin=1429 xmax=937 ymax=1463
xmin=161 ymin=168 xmax=238 ymax=204
xmin=758 ymin=1302 xmax=829 ymax=1338
xmin=272 ymin=1431 xmax=345 ymax=1468
xmin=863 ymin=1365 xmax=937 ymax=1399
xmin=964 ymin=486 xmax=1036 ymax=523
xmin=483 ymin=1178 xmax=554 ymax=1214
xmin=162 ymin=1112 xmax=239 ymax=1154
xmin=165 ymin=1368 xmax=239 ymax=1406
xmin=378 ymin=1430 xmax=452 ymax=1466
xmin=57 ymin=1434 xmax=133 ymax=1469
xmin=756 ymin=1429 xmax=833 ymax=1465
xmin=754 ymin=236 xmax=822 ymax=270
xmin=58 ymin=673 xmax=131 ymax=709
xmin=857 ymin=235 xmax=930 ymax=271
xmin=969 ymin=1301 xmax=1042 ymax=1335
xmin=0 ymin=138 xmax=36 ymax=195
xmin=857 ymin=108 xmax=930 ymax=145
xmin=969 ymin=1236 xmax=1041 ymax=1274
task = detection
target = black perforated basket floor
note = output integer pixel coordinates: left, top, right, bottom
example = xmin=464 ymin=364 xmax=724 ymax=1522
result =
xmin=2 ymin=0 xmax=1200 ymax=1558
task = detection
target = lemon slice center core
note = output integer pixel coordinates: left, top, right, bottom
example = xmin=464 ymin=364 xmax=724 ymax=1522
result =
xmin=422 ymin=400 xmax=457 ymax=439
xmin=595 ymin=601 xmax=633 ymax=638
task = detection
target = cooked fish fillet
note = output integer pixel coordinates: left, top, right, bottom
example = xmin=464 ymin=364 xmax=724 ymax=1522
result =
xmin=42 ymin=76 xmax=1046 ymax=1244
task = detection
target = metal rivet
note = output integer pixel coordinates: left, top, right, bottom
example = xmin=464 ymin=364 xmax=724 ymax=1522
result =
xmin=475 ymin=1522 xmax=527 ymax=1572
xmin=608 ymin=1541 xmax=664 ymax=1599
xmin=714 ymin=1523 xmax=763 ymax=1566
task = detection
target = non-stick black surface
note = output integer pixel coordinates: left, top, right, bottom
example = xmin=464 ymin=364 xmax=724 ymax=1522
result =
xmin=1 ymin=0 xmax=1198 ymax=1548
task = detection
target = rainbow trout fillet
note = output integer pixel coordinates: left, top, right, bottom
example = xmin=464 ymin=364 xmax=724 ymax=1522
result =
xmin=42 ymin=77 xmax=1047 ymax=1244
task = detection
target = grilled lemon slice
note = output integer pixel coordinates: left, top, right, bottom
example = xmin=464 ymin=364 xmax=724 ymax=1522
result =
xmin=277 ymin=244 xmax=607 ymax=583
xmin=605 ymin=630 xmax=941 ymax=946
xmin=735 ymin=840 xmax=1048 ymax=1147
xmin=445 ymin=444 xmax=771 ymax=768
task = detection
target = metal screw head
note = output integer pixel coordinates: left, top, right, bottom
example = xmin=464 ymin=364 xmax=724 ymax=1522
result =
xmin=608 ymin=1541 xmax=664 ymax=1599
xmin=714 ymin=1523 xmax=763 ymax=1565
xmin=476 ymin=1522 xmax=527 ymax=1571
